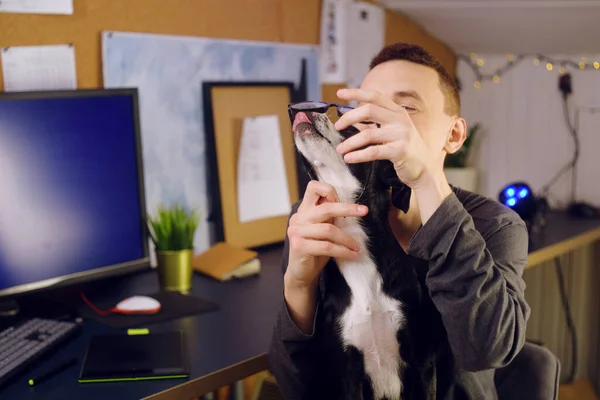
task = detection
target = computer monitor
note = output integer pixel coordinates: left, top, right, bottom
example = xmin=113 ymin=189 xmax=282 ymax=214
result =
xmin=0 ymin=88 xmax=150 ymax=300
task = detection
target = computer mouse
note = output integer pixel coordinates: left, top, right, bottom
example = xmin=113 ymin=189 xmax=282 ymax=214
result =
xmin=114 ymin=296 xmax=161 ymax=315
xmin=568 ymin=202 xmax=600 ymax=219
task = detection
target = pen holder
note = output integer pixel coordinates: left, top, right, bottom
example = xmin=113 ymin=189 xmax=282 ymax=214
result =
xmin=156 ymin=250 xmax=193 ymax=294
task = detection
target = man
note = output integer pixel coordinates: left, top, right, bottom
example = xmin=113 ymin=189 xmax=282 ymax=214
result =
xmin=268 ymin=42 xmax=531 ymax=399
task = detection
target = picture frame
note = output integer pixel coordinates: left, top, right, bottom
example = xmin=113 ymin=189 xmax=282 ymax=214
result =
xmin=202 ymin=81 xmax=307 ymax=249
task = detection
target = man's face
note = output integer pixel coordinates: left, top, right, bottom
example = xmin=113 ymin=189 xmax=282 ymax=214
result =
xmin=359 ymin=60 xmax=457 ymax=165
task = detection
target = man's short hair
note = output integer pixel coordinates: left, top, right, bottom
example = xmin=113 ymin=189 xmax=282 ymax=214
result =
xmin=369 ymin=42 xmax=460 ymax=116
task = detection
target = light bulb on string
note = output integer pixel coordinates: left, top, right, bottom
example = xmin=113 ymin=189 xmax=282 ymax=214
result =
xmin=459 ymin=53 xmax=600 ymax=89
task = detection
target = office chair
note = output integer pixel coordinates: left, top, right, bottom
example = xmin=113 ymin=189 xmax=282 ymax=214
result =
xmin=495 ymin=341 xmax=561 ymax=400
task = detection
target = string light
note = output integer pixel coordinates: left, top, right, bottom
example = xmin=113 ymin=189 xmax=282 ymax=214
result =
xmin=459 ymin=53 xmax=600 ymax=88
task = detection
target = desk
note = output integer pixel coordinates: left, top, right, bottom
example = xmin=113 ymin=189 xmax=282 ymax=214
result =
xmin=2 ymin=212 xmax=600 ymax=400
xmin=527 ymin=211 xmax=600 ymax=268
xmin=1 ymin=247 xmax=286 ymax=400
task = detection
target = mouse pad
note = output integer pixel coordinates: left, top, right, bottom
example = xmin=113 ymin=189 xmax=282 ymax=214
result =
xmin=79 ymin=330 xmax=189 ymax=383
xmin=78 ymin=291 xmax=219 ymax=328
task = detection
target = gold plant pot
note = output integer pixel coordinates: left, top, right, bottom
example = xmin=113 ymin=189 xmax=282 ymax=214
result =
xmin=156 ymin=249 xmax=193 ymax=294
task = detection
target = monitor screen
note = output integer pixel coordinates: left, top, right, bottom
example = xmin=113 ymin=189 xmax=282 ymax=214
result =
xmin=0 ymin=89 xmax=149 ymax=296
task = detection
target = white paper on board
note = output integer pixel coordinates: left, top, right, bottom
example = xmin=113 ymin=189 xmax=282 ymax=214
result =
xmin=318 ymin=0 xmax=384 ymax=90
xmin=0 ymin=0 xmax=73 ymax=15
xmin=1 ymin=44 xmax=77 ymax=92
xmin=319 ymin=0 xmax=348 ymax=84
xmin=237 ymin=115 xmax=292 ymax=223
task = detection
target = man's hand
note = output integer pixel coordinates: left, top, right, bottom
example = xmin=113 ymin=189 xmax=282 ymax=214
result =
xmin=334 ymin=88 xmax=435 ymax=187
xmin=286 ymin=180 xmax=367 ymax=288
xmin=284 ymin=180 xmax=368 ymax=333
xmin=334 ymin=88 xmax=452 ymax=223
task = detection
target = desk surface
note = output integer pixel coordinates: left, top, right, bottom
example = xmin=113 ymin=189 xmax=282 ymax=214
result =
xmin=1 ymin=247 xmax=286 ymax=400
xmin=527 ymin=211 xmax=600 ymax=268
xmin=2 ymin=211 xmax=600 ymax=400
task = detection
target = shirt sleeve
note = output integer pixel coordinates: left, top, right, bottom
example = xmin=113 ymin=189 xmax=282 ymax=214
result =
xmin=268 ymin=292 xmax=325 ymax=400
xmin=406 ymin=193 xmax=531 ymax=372
xmin=268 ymin=203 xmax=327 ymax=400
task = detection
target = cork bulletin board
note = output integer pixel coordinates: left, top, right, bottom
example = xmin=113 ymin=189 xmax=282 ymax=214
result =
xmin=202 ymin=82 xmax=300 ymax=249
xmin=0 ymin=0 xmax=322 ymax=91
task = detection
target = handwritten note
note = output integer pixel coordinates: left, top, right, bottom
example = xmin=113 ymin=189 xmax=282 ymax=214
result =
xmin=237 ymin=115 xmax=292 ymax=223
xmin=1 ymin=45 xmax=77 ymax=92
xmin=0 ymin=0 xmax=73 ymax=15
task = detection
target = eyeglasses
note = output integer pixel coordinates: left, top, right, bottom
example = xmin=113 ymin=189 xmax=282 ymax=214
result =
xmin=288 ymin=101 xmax=352 ymax=124
xmin=287 ymin=101 xmax=376 ymax=125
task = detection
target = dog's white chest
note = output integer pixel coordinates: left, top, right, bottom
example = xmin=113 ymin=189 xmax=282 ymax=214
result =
xmin=334 ymin=216 xmax=405 ymax=400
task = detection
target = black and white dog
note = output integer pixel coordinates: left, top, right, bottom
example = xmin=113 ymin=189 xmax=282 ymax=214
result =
xmin=291 ymin=110 xmax=454 ymax=400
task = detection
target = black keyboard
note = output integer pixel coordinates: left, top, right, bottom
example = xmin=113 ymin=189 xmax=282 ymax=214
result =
xmin=0 ymin=318 xmax=80 ymax=387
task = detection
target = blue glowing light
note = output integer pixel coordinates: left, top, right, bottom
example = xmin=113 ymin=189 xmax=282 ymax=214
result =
xmin=505 ymin=187 xmax=515 ymax=197
xmin=507 ymin=198 xmax=517 ymax=207
xmin=518 ymin=188 xmax=529 ymax=198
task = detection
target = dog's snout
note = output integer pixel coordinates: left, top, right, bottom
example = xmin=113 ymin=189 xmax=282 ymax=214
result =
xmin=292 ymin=112 xmax=312 ymax=131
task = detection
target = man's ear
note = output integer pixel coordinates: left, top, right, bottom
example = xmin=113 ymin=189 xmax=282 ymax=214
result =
xmin=444 ymin=117 xmax=467 ymax=155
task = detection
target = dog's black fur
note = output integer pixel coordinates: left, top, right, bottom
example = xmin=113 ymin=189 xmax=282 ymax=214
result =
xmin=293 ymin=113 xmax=458 ymax=400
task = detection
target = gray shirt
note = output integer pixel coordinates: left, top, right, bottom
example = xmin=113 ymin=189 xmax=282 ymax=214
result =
xmin=268 ymin=186 xmax=531 ymax=399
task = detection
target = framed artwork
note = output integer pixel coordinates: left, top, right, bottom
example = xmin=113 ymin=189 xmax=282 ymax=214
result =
xmin=202 ymin=81 xmax=306 ymax=249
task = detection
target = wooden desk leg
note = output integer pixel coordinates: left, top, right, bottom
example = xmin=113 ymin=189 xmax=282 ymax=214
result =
xmin=228 ymin=381 xmax=244 ymax=400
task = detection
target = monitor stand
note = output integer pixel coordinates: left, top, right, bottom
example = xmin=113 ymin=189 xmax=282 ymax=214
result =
xmin=0 ymin=300 xmax=20 ymax=317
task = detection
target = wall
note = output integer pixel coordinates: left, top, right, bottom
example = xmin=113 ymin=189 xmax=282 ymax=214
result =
xmin=0 ymin=0 xmax=456 ymax=100
xmin=458 ymin=54 xmax=600 ymax=391
xmin=322 ymin=3 xmax=457 ymax=103
xmin=385 ymin=8 xmax=455 ymax=76
xmin=457 ymin=54 xmax=600 ymax=207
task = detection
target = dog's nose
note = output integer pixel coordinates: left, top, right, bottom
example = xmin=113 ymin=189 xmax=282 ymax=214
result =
xmin=292 ymin=112 xmax=312 ymax=131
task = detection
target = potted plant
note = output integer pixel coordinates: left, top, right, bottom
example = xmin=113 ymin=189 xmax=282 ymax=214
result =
xmin=148 ymin=204 xmax=201 ymax=294
xmin=444 ymin=122 xmax=482 ymax=193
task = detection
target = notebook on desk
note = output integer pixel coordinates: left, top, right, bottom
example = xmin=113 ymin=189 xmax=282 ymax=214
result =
xmin=193 ymin=242 xmax=261 ymax=281
xmin=78 ymin=330 xmax=189 ymax=383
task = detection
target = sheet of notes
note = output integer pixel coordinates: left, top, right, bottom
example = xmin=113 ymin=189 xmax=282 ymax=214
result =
xmin=1 ymin=45 xmax=77 ymax=92
xmin=237 ymin=115 xmax=292 ymax=223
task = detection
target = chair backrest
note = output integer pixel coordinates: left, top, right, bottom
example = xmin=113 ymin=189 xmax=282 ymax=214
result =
xmin=495 ymin=341 xmax=560 ymax=400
